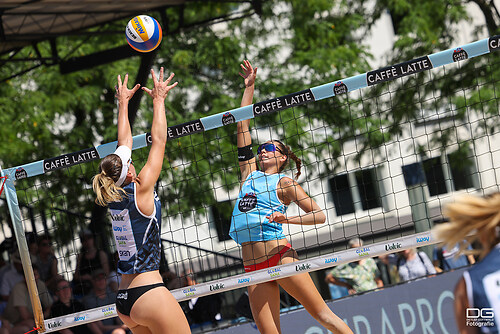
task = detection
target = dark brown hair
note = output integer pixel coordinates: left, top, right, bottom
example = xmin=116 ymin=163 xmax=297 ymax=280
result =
xmin=273 ymin=140 xmax=302 ymax=180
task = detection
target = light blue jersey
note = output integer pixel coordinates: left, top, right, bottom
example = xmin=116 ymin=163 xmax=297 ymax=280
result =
xmin=463 ymin=243 xmax=500 ymax=333
xmin=108 ymin=182 xmax=162 ymax=275
xmin=230 ymin=171 xmax=288 ymax=244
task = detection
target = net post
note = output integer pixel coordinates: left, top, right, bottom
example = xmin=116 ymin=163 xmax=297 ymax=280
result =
xmin=0 ymin=166 xmax=45 ymax=332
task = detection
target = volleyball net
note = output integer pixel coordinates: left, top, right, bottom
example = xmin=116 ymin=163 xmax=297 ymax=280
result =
xmin=0 ymin=35 xmax=499 ymax=332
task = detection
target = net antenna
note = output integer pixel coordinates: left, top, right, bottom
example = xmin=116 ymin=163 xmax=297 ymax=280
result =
xmin=1 ymin=35 xmax=499 ymax=333
xmin=0 ymin=175 xmax=7 ymax=198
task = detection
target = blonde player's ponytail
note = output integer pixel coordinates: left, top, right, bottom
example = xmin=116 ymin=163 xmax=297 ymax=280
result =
xmin=92 ymin=154 xmax=127 ymax=206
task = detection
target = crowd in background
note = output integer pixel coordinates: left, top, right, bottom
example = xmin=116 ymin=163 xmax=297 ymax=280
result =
xmin=324 ymin=236 xmax=476 ymax=300
xmin=0 ymin=229 xmax=478 ymax=333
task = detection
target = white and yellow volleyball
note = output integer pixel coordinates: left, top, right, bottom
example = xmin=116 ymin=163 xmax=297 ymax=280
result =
xmin=125 ymin=15 xmax=162 ymax=53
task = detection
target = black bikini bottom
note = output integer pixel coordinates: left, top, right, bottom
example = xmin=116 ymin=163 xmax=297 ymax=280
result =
xmin=115 ymin=282 xmax=165 ymax=316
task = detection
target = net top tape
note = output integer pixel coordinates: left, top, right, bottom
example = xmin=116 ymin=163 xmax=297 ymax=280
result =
xmin=3 ymin=35 xmax=499 ymax=181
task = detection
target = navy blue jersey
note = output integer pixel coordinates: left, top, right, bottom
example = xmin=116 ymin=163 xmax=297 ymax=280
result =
xmin=463 ymin=243 xmax=500 ymax=333
xmin=108 ymin=182 xmax=161 ymax=274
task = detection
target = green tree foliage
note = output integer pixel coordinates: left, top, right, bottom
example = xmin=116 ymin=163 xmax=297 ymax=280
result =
xmin=0 ymin=0 xmax=498 ymax=245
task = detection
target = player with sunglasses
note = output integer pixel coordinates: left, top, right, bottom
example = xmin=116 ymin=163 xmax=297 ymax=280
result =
xmin=230 ymin=60 xmax=352 ymax=334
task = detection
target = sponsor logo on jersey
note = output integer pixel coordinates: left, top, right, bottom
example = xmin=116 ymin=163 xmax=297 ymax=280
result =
xmin=111 ymin=214 xmax=125 ymax=222
xmin=238 ymin=193 xmax=257 ymax=212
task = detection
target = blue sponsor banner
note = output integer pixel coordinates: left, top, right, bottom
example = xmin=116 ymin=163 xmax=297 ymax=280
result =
xmin=310 ymin=82 xmax=335 ymax=100
xmin=428 ymin=49 xmax=457 ymax=68
xmin=216 ymin=268 xmax=465 ymax=334
xmin=201 ymin=105 xmax=254 ymax=131
xmin=463 ymin=39 xmax=490 ymax=58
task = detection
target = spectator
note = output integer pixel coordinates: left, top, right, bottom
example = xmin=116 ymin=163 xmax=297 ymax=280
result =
xmin=73 ymin=229 xmax=109 ymax=296
xmin=432 ymin=241 xmax=475 ymax=273
xmin=51 ymin=278 xmax=100 ymax=334
xmin=325 ymin=238 xmax=383 ymax=295
xmin=82 ymin=269 xmax=127 ymax=334
xmin=326 ymin=280 xmax=349 ymax=300
xmin=26 ymin=233 xmax=38 ymax=265
xmin=3 ymin=265 xmax=52 ymax=332
xmin=0 ymin=252 xmax=26 ymax=301
xmin=37 ymin=235 xmax=59 ymax=289
xmin=376 ymin=254 xmax=400 ymax=286
xmin=397 ymin=248 xmax=436 ymax=281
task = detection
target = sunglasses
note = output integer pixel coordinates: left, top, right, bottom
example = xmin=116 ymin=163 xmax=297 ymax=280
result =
xmin=257 ymin=143 xmax=284 ymax=155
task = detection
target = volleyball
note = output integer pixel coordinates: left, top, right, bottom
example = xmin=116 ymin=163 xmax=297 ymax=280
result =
xmin=125 ymin=15 xmax=162 ymax=53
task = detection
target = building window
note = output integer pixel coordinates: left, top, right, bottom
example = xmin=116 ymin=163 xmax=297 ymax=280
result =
xmin=447 ymin=151 xmax=476 ymax=191
xmin=421 ymin=151 xmax=477 ymax=196
xmin=329 ymin=167 xmax=382 ymax=216
xmin=355 ymin=169 xmax=382 ymax=211
xmin=423 ymin=157 xmax=447 ymax=196
xmin=329 ymin=174 xmax=355 ymax=216
xmin=211 ymin=200 xmax=233 ymax=242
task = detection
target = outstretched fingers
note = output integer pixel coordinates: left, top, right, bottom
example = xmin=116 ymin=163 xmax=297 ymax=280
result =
xmin=150 ymin=68 xmax=158 ymax=84
xmin=123 ymin=73 xmax=129 ymax=86
xmin=159 ymin=67 xmax=164 ymax=82
xmin=143 ymin=68 xmax=177 ymax=99
xmin=131 ymin=83 xmax=140 ymax=94
xmin=142 ymin=86 xmax=152 ymax=97
xmin=165 ymin=72 xmax=175 ymax=85
xmin=116 ymin=73 xmax=141 ymax=101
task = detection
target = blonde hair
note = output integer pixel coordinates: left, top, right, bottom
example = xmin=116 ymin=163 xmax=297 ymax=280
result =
xmin=92 ymin=154 xmax=127 ymax=206
xmin=433 ymin=192 xmax=500 ymax=259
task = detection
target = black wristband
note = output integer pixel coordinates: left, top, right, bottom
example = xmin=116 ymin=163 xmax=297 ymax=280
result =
xmin=238 ymin=145 xmax=254 ymax=161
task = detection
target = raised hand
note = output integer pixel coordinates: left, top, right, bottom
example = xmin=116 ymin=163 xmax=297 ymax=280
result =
xmin=116 ymin=74 xmax=141 ymax=103
xmin=142 ymin=67 xmax=178 ymax=100
xmin=239 ymin=60 xmax=258 ymax=88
